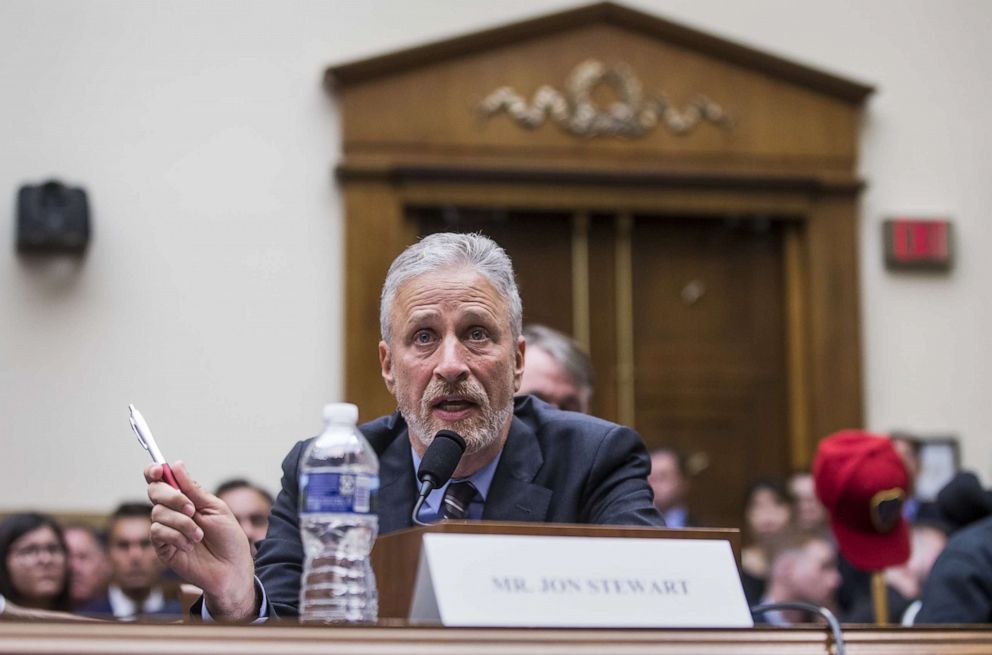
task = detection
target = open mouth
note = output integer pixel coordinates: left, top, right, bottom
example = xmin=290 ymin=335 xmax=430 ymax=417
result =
xmin=431 ymin=396 xmax=479 ymax=419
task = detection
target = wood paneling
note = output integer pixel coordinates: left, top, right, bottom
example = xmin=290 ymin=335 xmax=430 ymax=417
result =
xmin=588 ymin=214 xmax=620 ymax=420
xmin=330 ymin=3 xmax=869 ymax=495
xmin=804 ymin=195 xmax=864 ymax=441
xmin=341 ymin=181 xmax=415 ymax=420
xmin=331 ymin=14 xmax=867 ymax=169
xmin=784 ymin=222 xmax=813 ymax=468
xmin=631 ymin=216 xmax=788 ymax=526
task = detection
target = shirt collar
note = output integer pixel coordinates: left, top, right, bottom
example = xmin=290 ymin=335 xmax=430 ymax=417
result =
xmin=107 ymin=584 xmax=165 ymax=620
xmin=410 ymin=444 xmax=503 ymax=515
xmin=663 ymin=506 xmax=689 ymax=528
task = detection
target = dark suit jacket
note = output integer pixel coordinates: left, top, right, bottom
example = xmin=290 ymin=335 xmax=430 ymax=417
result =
xmin=78 ymin=584 xmax=185 ymax=621
xmin=915 ymin=514 xmax=992 ymax=623
xmin=253 ymin=395 xmax=664 ymax=618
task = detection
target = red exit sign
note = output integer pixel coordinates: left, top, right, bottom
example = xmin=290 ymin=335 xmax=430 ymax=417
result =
xmin=884 ymin=218 xmax=953 ymax=270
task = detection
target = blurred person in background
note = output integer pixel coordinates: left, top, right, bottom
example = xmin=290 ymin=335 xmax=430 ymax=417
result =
xmin=63 ymin=523 xmax=111 ymax=610
xmin=890 ymin=433 xmax=938 ymax=523
xmin=648 ymin=446 xmax=697 ymax=528
xmin=787 ymin=470 xmax=827 ymax=533
xmin=740 ymin=477 xmax=794 ymax=606
xmin=842 ymin=521 xmax=948 ymax=624
xmin=932 ymin=470 xmax=992 ymax=534
xmin=753 ymin=529 xmax=840 ymax=625
xmin=0 ymin=513 xmax=72 ymax=612
xmin=215 ymin=479 xmax=273 ymax=555
xmin=886 ymin=521 xmax=947 ymax=624
xmin=80 ymin=503 xmax=183 ymax=621
xmin=518 ymin=324 xmax=594 ymax=414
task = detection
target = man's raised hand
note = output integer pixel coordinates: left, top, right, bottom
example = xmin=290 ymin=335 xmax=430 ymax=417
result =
xmin=145 ymin=460 xmax=258 ymax=621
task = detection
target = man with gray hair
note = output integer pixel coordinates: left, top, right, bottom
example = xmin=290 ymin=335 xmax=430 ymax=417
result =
xmin=519 ymin=324 xmax=594 ymax=414
xmin=145 ymin=232 xmax=663 ymax=621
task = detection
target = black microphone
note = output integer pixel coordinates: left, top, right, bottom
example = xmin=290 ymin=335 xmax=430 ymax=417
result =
xmin=411 ymin=430 xmax=466 ymax=526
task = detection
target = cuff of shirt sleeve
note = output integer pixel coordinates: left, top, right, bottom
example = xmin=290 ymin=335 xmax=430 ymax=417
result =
xmin=200 ymin=577 xmax=269 ymax=624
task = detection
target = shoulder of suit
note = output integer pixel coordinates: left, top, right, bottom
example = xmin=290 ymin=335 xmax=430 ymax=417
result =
xmin=944 ymin=514 xmax=992 ymax=558
xmin=359 ymin=411 xmax=405 ymax=456
xmin=514 ymin=394 xmax=624 ymax=436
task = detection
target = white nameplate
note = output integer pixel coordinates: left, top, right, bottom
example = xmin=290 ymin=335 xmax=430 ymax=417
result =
xmin=409 ymin=533 xmax=753 ymax=627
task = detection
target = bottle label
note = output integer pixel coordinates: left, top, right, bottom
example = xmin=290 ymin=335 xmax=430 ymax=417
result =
xmin=300 ymin=472 xmax=379 ymax=514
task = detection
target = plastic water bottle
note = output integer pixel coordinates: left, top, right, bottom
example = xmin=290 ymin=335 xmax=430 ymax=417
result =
xmin=298 ymin=403 xmax=380 ymax=624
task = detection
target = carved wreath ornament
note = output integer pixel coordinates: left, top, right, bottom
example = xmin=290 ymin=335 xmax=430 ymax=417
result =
xmin=478 ymin=59 xmax=732 ymax=139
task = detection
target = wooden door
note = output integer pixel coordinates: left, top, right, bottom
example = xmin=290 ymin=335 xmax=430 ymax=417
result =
xmin=412 ymin=206 xmax=789 ymax=529
xmin=630 ymin=216 xmax=789 ymax=528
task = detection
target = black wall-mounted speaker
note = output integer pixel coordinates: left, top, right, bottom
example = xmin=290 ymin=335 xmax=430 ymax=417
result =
xmin=16 ymin=180 xmax=90 ymax=254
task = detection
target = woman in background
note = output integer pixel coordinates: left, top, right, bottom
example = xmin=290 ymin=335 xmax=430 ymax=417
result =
xmin=740 ymin=477 xmax=794 ymax=606
xmin=0 ymin=513 xmax=72 ymax=613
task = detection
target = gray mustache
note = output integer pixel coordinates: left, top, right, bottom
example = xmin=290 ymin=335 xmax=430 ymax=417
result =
xmin=421 ymin=380 xmax=488 ymax=408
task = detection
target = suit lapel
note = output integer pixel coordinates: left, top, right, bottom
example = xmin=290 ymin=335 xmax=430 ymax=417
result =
xmin=483 ymin=415 xmax=552 ymax=522
xmin=378 ymin=423 xmax=417 ymax=534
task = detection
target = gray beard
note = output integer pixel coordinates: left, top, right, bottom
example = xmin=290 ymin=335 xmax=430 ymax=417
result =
xmin=397 ymin=378 xmax=514 ymax=456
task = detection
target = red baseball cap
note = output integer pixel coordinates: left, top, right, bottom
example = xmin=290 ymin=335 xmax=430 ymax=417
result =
xmin=812 ymin=429 xmax=910 ymax=571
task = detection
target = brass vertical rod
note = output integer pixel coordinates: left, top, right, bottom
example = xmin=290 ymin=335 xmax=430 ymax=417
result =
xmin=615 ymin=213 xmax=636 ymax=427
xmin=571 ymin=212 xmax=591 ymax=352
xmin=871 ymin=570 xmax=889 ymax=625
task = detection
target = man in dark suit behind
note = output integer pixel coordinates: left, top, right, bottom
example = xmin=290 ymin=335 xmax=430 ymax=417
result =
xmin=648 ymin=446 xmax=699 ymax=528
xmin=78 ymin=503 xmax=183 ymax=621
xmin=145 ymin=232 xmax=663 ymax=621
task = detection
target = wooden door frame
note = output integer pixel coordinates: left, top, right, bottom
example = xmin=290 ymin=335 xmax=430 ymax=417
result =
xmin=340 ymin=169 xmax=863 ymax=467
xmin=328 ymin=3 xmax=872 ymax=465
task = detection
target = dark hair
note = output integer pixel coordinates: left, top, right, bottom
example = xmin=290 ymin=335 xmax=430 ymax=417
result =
xmin=743 ymin=476 xmax=794 ymax=512
xmin=742 ymin=477 xmax=796 ymax=548
xmin=110 ymin=502 xmax=152 ymax=520
xmin=215 ymin=479 xmax=274 ymax=506
xmin=107 ymin=502 xmax=153 ymax=536
xmin=0 ymin=512 xmax=72 ymax=611
xmin=936 ymin=470 xmax=992 ymax=533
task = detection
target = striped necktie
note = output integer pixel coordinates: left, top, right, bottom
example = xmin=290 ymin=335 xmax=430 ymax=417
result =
xmin=441 ymin=480 xmax=477 ymax=520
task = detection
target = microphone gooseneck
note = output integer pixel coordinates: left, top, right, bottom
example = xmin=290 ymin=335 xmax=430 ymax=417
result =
xmin=750 ymin=601 xmax=845 ymax=655
xmin=411 ymin=430 xmax=466 ymax=526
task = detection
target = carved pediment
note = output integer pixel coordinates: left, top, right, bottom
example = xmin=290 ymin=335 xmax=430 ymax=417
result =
xmin=327 ymin=3 xmax=871 ymax=102
xmin=327 ymin=2 xmax=873 ymax=179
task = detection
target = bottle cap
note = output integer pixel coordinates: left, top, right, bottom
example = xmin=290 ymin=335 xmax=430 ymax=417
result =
xmin=323 ymin=402 xmax=359 ymax=424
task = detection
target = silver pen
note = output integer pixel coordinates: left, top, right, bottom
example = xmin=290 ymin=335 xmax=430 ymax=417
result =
xmin=129 ymin=404 xmax=179 ymax=489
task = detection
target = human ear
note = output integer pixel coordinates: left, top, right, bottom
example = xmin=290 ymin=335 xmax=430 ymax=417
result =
xmin=513 ymin=335 xmax=525 ymax=391
xmin=379 ymin=341 xmax=395 ymax=394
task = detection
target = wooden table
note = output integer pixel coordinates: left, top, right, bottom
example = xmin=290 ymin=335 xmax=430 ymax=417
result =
xmin=2 ymin=622 xmax=991 ymax=655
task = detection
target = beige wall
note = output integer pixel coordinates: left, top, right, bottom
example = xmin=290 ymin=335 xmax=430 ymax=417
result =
xmin=1 ymin=0 xmax=989 ymax=511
